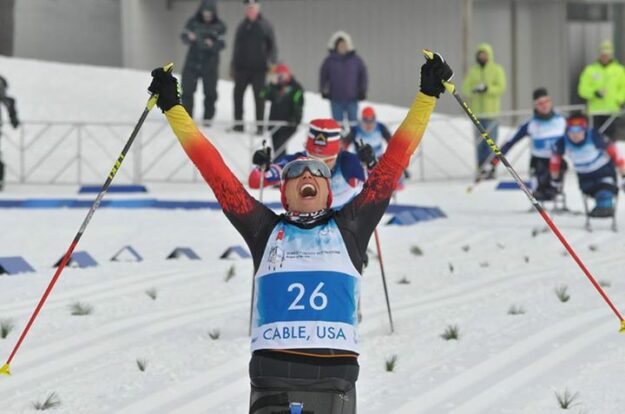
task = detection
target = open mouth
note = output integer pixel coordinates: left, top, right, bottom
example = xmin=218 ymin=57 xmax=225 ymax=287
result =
xmin=299 ymin=183 xmax=318 ymax=198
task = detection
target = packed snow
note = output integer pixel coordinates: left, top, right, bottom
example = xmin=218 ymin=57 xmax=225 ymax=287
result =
xmin=0 ymin=57 xmax=624 ymax=413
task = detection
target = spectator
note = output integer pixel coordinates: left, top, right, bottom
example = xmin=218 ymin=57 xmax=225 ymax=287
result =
xmin=0 ymin=75 xmax=19 ymax=190
xmin=259 ymin=63 xmax=304 ymax=160
xmin=320 ymin=31 xmax=368 ymax=129
xmin=577 ymin=40 xmax=625 ymax=140
xmin=180 ymin=0 xmax=226 ymax=126
xmin=461 ymin=43 xmax=507 ymax=179
xmin=231 ymin=0 xmax=277 ymax=135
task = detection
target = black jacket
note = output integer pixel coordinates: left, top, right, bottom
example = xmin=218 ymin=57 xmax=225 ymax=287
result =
xmin=260 ymin=78 xmax=304 ymax=124
xmin=181 ymin=0 xmax=226 ymax=63
xmin=231 ymin=14 xmax=277 ymax=72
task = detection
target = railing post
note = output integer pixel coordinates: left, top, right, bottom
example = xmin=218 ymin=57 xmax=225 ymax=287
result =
xmin=20 ymin=125 xmax=25 ymax=183
xmin=77 ymin=124 xmax=82 ymax=185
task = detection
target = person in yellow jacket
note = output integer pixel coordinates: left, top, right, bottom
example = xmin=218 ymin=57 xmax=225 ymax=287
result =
xmin=462 ymin=43 xmax=507 ymax=179
xmin=577 ymin=40 xmax=625 ymax=140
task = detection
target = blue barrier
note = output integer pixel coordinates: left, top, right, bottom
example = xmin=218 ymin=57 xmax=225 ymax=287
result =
xmin=220 ymin=245 xmax=251 ymax=259
xmin=111 ymin=245 xmax=143 ymax=262
xmin=54 ymin=251 xmax=98 ymax=268
xmin=167 ymin=247 xmax=200 ymax=260
xmin=79 ymin=185 xmax=148 ymax=194
xmin=0 ymin=199 xmax=445 ymax=226
xmin=496 ymin=180 xmax=533 ymax=190
xmin=0 ymin=256 xmax=35 ymax=275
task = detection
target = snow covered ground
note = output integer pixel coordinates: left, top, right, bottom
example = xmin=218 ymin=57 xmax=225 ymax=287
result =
xmin=0 ymin=57 xmax=624 ymax=413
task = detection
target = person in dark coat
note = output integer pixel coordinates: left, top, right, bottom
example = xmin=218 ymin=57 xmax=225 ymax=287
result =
xmin=180 ymin=0 xmax=226 ymax=125
xmin=320 ymin=31 xmax=368 ymax=128
xmin=259 ymin=63 xmax=304 ymax=159
xmin=0 ymin=75 xmax=19 ymax=190
xmin=231 ymin=0 xmax=278 ymax=134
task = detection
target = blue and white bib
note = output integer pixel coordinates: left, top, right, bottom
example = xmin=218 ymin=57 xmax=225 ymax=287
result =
xmin=251 ymin=219 xmax=361 ymax=352
xmin=565 ymin=134 xmax=610 ymax=174
xmin=527 ymin=115 xmax=566 ymax=158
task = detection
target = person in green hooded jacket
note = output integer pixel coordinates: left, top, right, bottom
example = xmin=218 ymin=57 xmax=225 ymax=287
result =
xmin=577 ymin=40 xmax=625 ymax=141
xmin=462 ymin=43 xmax=507 ymax=178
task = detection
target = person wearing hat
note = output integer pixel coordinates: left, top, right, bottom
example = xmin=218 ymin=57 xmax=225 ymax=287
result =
xmin=231 ymin=0 xmax=278 ymax=134
xmin=461 ymin=43 xmax=507 ymax=179
xmin=342 ymin=106 xmax=392 ymax=162
xmin=147 ymin=52 xmax=452 ymax=413
xmin=550 ymin=113 xmax=625 ymax=217
xmin=180 ymin=0 xmax=227 ymax=126
xmin=491 ymin=87 xmax=567 ymax=201
xmin=259 ymin=63 xmax=304 ymax=160
xmin=249 ymin=118 xmax=365 ymax=208
xmin=577 ymin=40 xmax=625 ymax=140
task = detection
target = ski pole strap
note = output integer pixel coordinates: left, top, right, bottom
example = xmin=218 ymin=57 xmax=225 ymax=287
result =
xmin=147 ymin=62 xmax=174 ymax=111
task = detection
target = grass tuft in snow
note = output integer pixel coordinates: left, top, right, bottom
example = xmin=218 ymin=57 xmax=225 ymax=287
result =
xmin=461 ymin=245 xmax=470 ymax=252
xmin=524 ymin=255 xmax=530 ymax=263
xmin=497 ymin=242 xmax=505 ymax=249
xmin=0 ymin=318 xmax=14 ymax=339
xmin=69 ymin=301 xmax=93 ymax=316
xmin=448 ymin=262 xmax=454 ymax=273
xmin=507 ymin=305 xmax=526 ymax=315
xmin=598 ymin=279 xmax=611 ymax=288
xmin=479 ymin=261 xmax=489 ymax=268
xmin=554 ymin=285 xmax=570 ymax=303
xmin=145 ymin=288 xmax=158 ymax=300
xmin=209 ymin=329 xmax=221 ymax=340
xmin=554 ymin=388 xmax=580 ymax=409
xmin=385 ymin=355 xmax=398 ymax=372
xmin=410 ymin=245 xmax=423 ymax=256
xmin=136 ymin=358 xmax=148 ymax=372
xmin=225 ymin=265 xmax=236 ymax=282
xmin=397 ymin=277 xmax=410 ymax=285
xmin=32 ymin=392 xmax=61 ymax=411
xmin=440 ymin=324 xmax=460 ymax=341
xmin=588 ymin=244 xmax=598 ymax=252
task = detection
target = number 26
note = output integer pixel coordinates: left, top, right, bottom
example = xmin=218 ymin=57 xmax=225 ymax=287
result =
xmin=288 ymin=282 xmax=328 ymax=311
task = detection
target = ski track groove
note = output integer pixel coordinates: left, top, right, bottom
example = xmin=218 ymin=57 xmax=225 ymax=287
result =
xmin=389 ymin=308 xmax=610 ymax=414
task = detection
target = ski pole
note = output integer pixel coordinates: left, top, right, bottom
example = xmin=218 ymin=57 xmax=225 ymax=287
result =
xmin=249 ymin=139 xmax=268 ymax=336
xmin=357 ymin=142 xmax=394 ymax=333
xmin=0 ymin=63 xmax=174 ymax=376
xmin=423 ymin=49 xmax=625 ymax=332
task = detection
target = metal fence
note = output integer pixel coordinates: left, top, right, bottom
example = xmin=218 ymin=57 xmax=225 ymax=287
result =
xmin=2 ymin=104 xmax=620 ymax=186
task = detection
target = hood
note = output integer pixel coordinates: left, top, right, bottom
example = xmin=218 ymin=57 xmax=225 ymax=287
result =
xmin=327 ymin=30 xmax=354 ymax=52
xmin=196 ymin=0 xmax=217 ymax=19
xmin=476 ymin=42 xmax=494 ymax=60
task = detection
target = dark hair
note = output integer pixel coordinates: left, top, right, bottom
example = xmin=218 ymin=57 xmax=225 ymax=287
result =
xmin=532 ymin=87 xmax=548 ymax=101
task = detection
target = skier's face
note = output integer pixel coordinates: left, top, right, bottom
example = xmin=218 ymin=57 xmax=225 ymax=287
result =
xmin=567 ymin=128 xmax=586 ymax=143
xmin=284 ymin=171 xmax=330 ymax=213
xmin=202 ymin=10 xmax=214 ymax=22
xmin=534 ymin=96 xmax=552 ymax=115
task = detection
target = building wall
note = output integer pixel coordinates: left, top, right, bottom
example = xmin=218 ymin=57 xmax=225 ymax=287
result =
xmin=13 ymin=0 xmax=122 ymax=66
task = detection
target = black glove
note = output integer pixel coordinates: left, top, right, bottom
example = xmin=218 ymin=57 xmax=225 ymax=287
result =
xmin=321 ymin=91 xmax=330 ymax=100
xmin=148 ymin=68 xmax=181 ymax=112
xmin=252 ymin=147 xmax=272 ymax=171
xmin=419 ymin=52 xmax=453 ymax=98
xmin=595 ymin=90 xmax=604 ymax=99
xmin=472 ymin=84 xmax=488 ymax=94
xmin=358 ymin=90 xmax=366 ymax=101
xmin=355 ymin=141 xmax=377 ymax=169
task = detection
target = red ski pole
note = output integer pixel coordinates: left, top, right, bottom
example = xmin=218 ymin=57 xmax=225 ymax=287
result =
xmin=423 ymin=49 xmax=625 ymax=332
xmin=0 ymin=63 xmax=174 ymax=376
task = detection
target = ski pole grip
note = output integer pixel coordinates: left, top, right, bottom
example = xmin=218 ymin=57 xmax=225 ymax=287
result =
xmin=147 ymin=62 xmax=175 ymax=111
xmin=422 ymin=49 xmax=455 ymax=94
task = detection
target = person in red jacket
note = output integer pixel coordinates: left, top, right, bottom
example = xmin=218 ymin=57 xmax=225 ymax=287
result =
xmin=147 ymin=52 xmax=452 ymax=414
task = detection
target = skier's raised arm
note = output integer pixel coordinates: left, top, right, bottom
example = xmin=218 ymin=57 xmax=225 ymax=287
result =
xmin=148 ymin=69 xmax=277 ymax=264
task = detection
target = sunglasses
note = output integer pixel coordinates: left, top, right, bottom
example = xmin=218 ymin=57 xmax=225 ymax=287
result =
xmin=567 ymin=126 xmax=585 ymax=134
xmin=281 ymin=159 xmax=332 ymax=181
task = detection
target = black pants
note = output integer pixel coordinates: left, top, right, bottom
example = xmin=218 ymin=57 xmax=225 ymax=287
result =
xmin=181 ymin=59 xmax=219 ymax=120
xmin=272 ymin=126 xmax=297 ymax=160
xmin=578 ymin=163 xmax=618 ymax=197
xmin=234 ymin=69 xmax=266 ymax=125
xmin=249 ymin=351 xmax=358 ymax=414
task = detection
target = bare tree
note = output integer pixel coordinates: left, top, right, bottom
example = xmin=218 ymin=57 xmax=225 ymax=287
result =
xmin=0 ymin=0 xmax=15 ymax=56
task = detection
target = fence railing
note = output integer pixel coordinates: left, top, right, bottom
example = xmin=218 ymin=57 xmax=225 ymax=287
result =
xmin=0 ymin=104 xmax=619 ymax=186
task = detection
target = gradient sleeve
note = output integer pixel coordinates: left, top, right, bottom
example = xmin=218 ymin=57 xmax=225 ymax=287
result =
xmin=165 ymin=105 xmax=278 ymax=261
xmin=337 ymin=92 xmax=436 ymax=241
